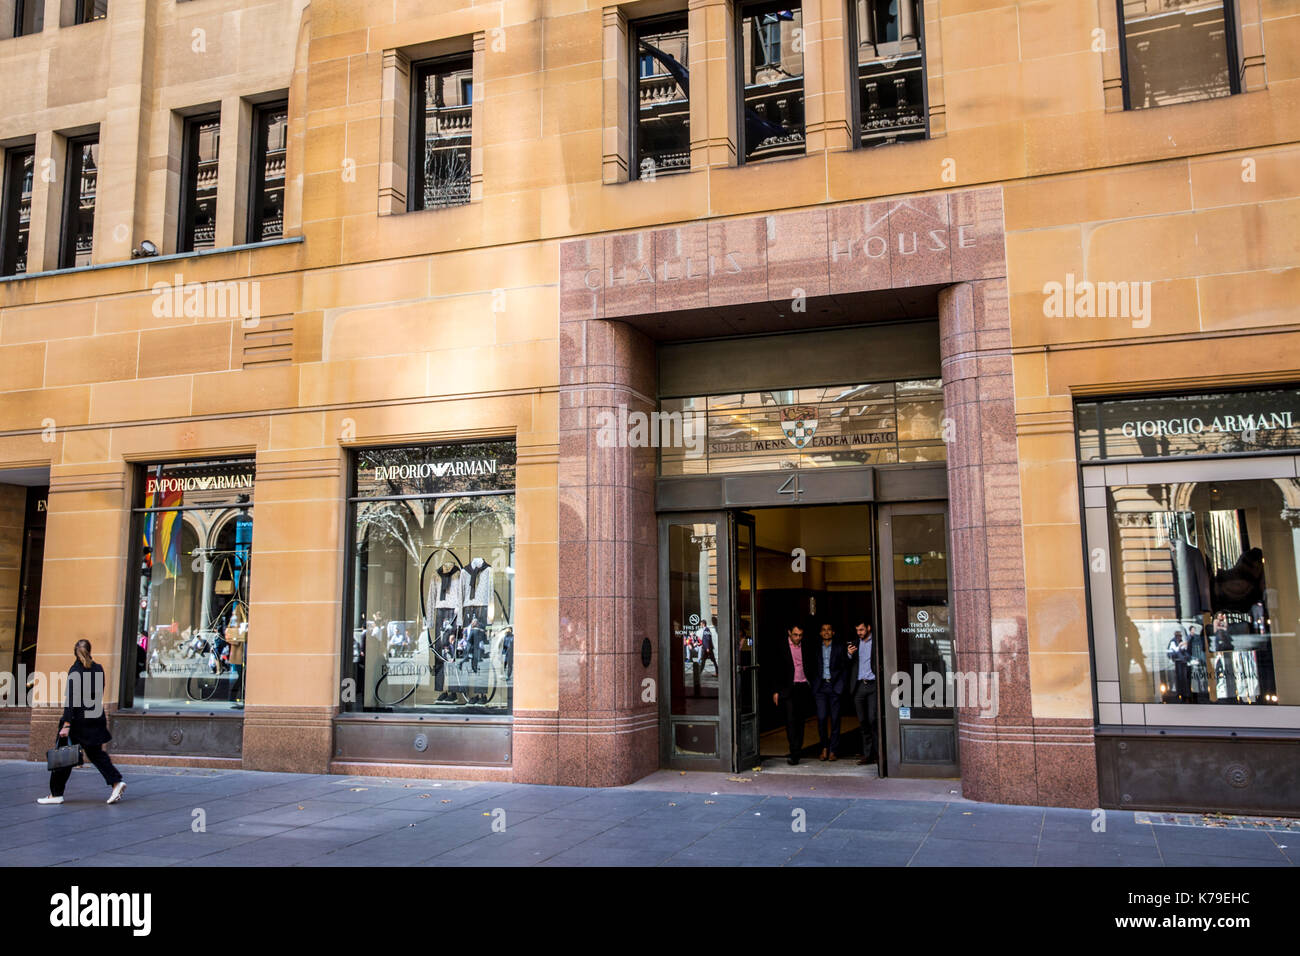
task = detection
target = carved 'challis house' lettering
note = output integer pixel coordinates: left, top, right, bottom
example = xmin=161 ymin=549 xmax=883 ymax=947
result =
xmin=584 ymin=252 xmax=744 ymax=290
xmin=829 ymin=224 xmax=975 ymax=263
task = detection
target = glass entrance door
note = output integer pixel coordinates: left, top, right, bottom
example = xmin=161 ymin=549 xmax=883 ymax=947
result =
xmin=878 ymin=502 xmax=958 ymax=777
xmin=658 ymin=510 xmax=759 ymax=772
xmin=732 ymin=512 xmax=759 ymax=770
xmin=660 ymin=512 xmax=732 ymax=770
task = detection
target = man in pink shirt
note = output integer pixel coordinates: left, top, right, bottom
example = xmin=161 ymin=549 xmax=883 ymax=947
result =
xmin=769 ymin=623 xmax=814 ymax=764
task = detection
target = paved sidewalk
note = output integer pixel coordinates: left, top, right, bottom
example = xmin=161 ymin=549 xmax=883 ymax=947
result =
xmin=0 ymin=759 xmax=1294 ymax=867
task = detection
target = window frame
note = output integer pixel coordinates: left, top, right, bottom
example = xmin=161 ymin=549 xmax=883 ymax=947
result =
xmin=58 ymin=132 xmax=99 ymax=270
xmin=733 ymin=0 xmax=806 ymax=166
xmin=0 ymin=145 xmax=35 ymax=277
xmin=407 ymin=52 xmax=475 ymax=213
xmin=118 ymin=457 xmax=257 ymax=714
xmin=628 ymin=11 xmax=691 ymax=183
xmin=341 ymin=440 xmax=519 ymax=717
xmin=1115 ymin=0 xmax=1242 ymax=112
xmin=845 ymin=0 xmax=931 ymax=149
xmin=176 ymin=110 xmax=221 ymax=254
xmin=245 ymin=100 xmax=288 ymax=244
xmin=73 ymin=0 xmax=108 ymax=25
xmin=13 ymin=0 xmax=43 ymax=37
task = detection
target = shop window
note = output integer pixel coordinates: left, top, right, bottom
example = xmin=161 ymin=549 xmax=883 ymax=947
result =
xmin=631 ymin=14 xmax=690 ymax=180
xmin=1118 ymin=0 xmax=1239 ymax=110
xmin=0 ymin=145 xmax=34 ymax=276
xmin=1104 ymin=478 xmax=1298 ymax=707
xmin=659 ymin=378 xmax=946 ymax=476
xmin=73 ymin=0 xmax=107 ymax=23
xmin=345 ymin=441 xmax=517 ymax=714
xmin=848 ymin=0 xmax=927 ymax=147
xmin=409 ymin=55 xmax=474 ymax=211
xmin=13 ymin=0 xmax=43 ymax=36
xmin=126 ymin=459 xmax=256 ymax=712
xmin=247 ymin=101 xmax=287 ymax=243
xmin=59 ymin=134 xmax=98 ymax=269
xmin=737 ymin=1 xmax=805 ymax=163
xmin=178 ymin=112 xmax=220 ymax=253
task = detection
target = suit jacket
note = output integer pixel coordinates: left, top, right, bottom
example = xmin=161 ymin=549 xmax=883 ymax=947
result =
xmin=767 ymin=638 xmax=816 ymax=702
xmin=808 ymin=640 xmax=850 ymax=696
xmin=60 ymin=660 xmax=111 ymax=747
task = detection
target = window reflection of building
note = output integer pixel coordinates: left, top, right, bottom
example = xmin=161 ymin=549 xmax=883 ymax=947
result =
xmin=1 ymin=148 xmax=34 ymax=276
xmin=739 ymin=3 xmax=805 ymax=163
xmin=63 ymin=138 xmax=98 ymax=268
xmin=414 ymin=58 xmax=473 ymax=210
xmin=852 ymin=0 xmax=927 ymax=147
xmin=633 ymin=16 xmax=690 ymax=179
xmin=1121 ymin=0 xmax=1235 ymax=110
xmin=180 ymin=115 xmax=221 ymax=252
xmin=252 ymin=105 xmax=288 ymax=241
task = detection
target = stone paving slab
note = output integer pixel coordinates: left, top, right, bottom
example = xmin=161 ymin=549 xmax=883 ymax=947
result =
xmin=0 ymin=759 xmax=1293 ymax=867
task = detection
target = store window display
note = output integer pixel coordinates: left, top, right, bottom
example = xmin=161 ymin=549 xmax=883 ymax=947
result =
xmin=125 ymin=459 xmax=255 ymax=711
xmin=344 ymin=441 xmax=516 ymax=714
xmin=1106 ymin=477 xmax=1298 ymax=707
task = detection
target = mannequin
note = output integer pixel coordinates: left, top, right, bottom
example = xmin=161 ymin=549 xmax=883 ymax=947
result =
xmin=428 ymin=561 xmax=464 ymax=702
xmin=462 ymin=558 xmax=493 ymax=704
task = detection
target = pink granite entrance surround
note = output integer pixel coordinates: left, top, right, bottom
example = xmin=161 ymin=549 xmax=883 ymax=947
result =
xmin=546 ymin=245 xmax=661 ymax=786
xmin=565 ymin=189 xmax=1009 ymax=321
xmin=939 ymin=277 xmax=1097 ymax=809
xmin=554 ymin=187 xmax=1099 ymax=807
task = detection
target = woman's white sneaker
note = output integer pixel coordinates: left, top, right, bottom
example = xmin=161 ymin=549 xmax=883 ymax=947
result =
xmin=106 ymin=782 xmax=125 ymax=804
xmin=37 ymin=795 xmax=64 ymax=805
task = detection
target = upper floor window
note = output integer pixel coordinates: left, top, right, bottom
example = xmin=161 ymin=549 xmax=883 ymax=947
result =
xmin=409 ymin=56 xmax=473 ymax=211
xmin=60 ymin=134 xmax=98 ymax=269
xmin=179 ymin=113 xmax=220 ymax=253
xmin=74 ymin=0 xmax=108 ymax=24
xmin=849 ymin=0 xmax=927 ymax=147
xmin=0 ymin=146 xmax=34 ymax=276
xmin=248 ymin=102 xmax=287 ymax=242
xmin=1118 ymin=0 xmax=1239 ymax=110
xmin=13 ymin=0 xmax=42 ymax=36
xmin=631 ymin=14 xmax=690 ymax=180
xmin=738 ymin=2 xmax=804 ymax=163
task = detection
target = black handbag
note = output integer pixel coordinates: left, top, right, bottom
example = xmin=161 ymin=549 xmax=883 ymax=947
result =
xmin=46 ymin=738 xmax=82 ymax=771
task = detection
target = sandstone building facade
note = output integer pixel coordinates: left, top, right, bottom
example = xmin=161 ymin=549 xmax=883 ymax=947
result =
xmin=0 ymin=0 xmax=1296 ymax=815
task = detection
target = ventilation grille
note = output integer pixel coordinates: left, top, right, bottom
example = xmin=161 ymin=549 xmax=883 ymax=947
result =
xmin=240 ymin=315 xmax=294 ymax=369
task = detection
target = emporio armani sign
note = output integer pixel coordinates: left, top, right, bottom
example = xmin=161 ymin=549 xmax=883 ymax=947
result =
xmin=372 ymin=460 xmax=499 ymax=481
xmin=145 ymin=474 xmax=254 ymax=495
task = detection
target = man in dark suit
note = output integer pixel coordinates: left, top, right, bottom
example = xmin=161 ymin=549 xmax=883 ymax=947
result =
xmin=809 ymin=622 xmax=849 ymax=761
xmin=846 ymin=621 xmax=878 ymax=764
xmin=768 ymin=623 xmax=815 ymax=765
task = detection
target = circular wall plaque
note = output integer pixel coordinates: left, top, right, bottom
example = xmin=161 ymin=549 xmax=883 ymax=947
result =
xmin=1224 ymin=763 xmax=1252 ymax=788
xmin=413 ymin=733 xmax=429 ymax=753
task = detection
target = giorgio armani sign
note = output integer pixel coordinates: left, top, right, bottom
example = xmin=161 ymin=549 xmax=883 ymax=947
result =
xmin=1077 ymin=389 xmax=1300 ymax=461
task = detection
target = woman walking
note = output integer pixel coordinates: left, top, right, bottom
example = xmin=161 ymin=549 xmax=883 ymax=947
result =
xmin=37 ymin=640 xmax=126 ymax=806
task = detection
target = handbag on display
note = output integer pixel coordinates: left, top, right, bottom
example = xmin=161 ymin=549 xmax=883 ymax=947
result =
xmin=214 ymin=560 xmax=235 ymax=596
xmin=226 ymin=624 xmax=247 ymax=666
xmin=46 ymin=738 xmax=83 ymax=771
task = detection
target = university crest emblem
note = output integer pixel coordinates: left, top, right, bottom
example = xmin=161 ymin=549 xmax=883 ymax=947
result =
xmin=780 ymin=406 xmax=818 ymax=449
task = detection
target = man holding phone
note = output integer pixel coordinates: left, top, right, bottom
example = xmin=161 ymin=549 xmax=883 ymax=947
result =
xmin=846 ymin=621 xmax=878 ymax=765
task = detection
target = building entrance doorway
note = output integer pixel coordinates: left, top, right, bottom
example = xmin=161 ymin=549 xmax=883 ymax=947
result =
xmin=658 ymin=500 xmax=955 ymax=778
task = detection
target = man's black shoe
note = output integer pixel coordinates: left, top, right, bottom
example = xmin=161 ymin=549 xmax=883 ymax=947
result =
xmin=787 ymin=756 xmax=799 ymax=765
